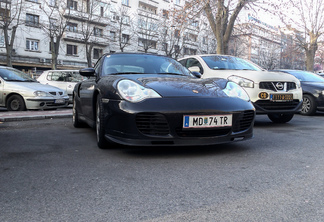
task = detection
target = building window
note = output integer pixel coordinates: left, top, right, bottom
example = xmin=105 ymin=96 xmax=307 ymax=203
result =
xmin=138 ymin=2 xmax=157 ymax=14
xmin=67 ymin=44 xmax=77 ymax=55
xmin=26 ymin=39 xmax=39 ymax=51
xmin=26 ymin=14 xmax=39 ymax=27
xmin=191 ymin=20 xmax=199 ymax=28
xmin=49 ymin=0 xmax=56 ymax=7
xmin=203 ymin=37 xmax=207 ymax=45
xmin=0 ymin=35 xmax=4 ymax=47
xmin=122 ymin=0 xmax=129 ymax=6
xmin=162 ymin=42 xmax=168 ymax=51
xmin=94 ymin=27 xmax=103 ymax=37
xmin=93 ymin=48 xmax=103 ymax=59
xmin=49 ymin=18 xmax=58 ymax=30
xmin=67 ymin=0 xmax=77 ymax=10
xmin=49 ymin=42 xmax=57 ymax=52
xmin=175 ymin=0 xmax=180 ymax=5
xmin=0 ymin=8 xmax=10 ymax=21
xmin=175 ymin=30 xmax=180 ymax=38
xmin=100 ymin=7 xmax=104 ymax=17
xmin=121 ymin=34 xmax=129 ymax=44
xmin=66 ymin=22 xmax=77 ymax=32
xmin=110 ymin=31 xmax=116 ymax=41
xmin=122 ymin=16 xmax=130 ymax=25
xmin=162 ymin=10 xmax=169 ymax=19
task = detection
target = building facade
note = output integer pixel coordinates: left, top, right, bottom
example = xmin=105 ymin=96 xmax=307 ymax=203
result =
xmin=1 ymin=0 xmax=306 ymax=75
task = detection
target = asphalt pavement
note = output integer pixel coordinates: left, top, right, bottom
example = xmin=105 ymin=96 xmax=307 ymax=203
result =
xmin=0 ymin=106 xmax=72 ymax=122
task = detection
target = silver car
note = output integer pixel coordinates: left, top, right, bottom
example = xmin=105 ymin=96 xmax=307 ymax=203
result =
xmin=37 ymin=70 xmax=86 ymax=103
xmin=0 ymin=66 xmax=69 ymax=111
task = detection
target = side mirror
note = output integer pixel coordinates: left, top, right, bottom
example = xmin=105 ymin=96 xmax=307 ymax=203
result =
xmin=188 ymin=66 xmax=201 ymax=73
xmin=79 ymin=68 xmax=96 ymax=77
xmin=191 ymin=71 xmax=201 ymax=78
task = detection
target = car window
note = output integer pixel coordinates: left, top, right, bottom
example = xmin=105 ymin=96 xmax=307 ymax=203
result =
xmin=0 ymin=68 xmax=36 ymax=82
xmin=201 ymin=56 xmax=262 ymax=71
xmin=47 ymin=71 xmax=85 ymax=82
xmin=186 ymin=58 xmax=204 ymax=74
xmin=101 ymin=54 xmax=191 ymax=76
xmin=286 ymin=71 xmax=324 ymax=82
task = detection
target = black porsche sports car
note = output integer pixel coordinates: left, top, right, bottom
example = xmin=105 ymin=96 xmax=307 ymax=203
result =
xmin=73 ymin=53 xmax=255 ymax=148
xmin=275 ymin=69 xmax=324 ymax=115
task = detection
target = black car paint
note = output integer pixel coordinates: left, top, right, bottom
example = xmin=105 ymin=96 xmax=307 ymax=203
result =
xmin=74 ymin=53 xmax=255 ymax=146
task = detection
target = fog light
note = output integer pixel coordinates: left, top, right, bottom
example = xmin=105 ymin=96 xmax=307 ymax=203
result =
xmin=40 ymin=102 xmax=45 ymax=106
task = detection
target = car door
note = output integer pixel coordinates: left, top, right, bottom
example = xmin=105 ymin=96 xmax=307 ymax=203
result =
xmin=79 ymin=60 xmax=103 ymax=120
xmin=0 ymin=77 xmax=3 ymax=106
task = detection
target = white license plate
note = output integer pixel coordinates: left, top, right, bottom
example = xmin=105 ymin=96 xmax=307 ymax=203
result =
xmin=55 ymin=99 xmax=65 ymax=104
xmin=183 ymin=114 xmax=232 ymax=129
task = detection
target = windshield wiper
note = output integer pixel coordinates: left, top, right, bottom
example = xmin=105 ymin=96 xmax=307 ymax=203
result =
xmin=109 ymin=72 xmax=144 ymax=75
xmin=156 ymin=72 xmax=186 ymax=76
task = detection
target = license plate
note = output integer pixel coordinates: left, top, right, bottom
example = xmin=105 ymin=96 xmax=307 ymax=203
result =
xmin=270 ymin=94 xmax=293 ymax=101
xmin=183 ymin=114 xmax=232 ymax=129
xmin=55 ymin=99 xmax=65 ymax=104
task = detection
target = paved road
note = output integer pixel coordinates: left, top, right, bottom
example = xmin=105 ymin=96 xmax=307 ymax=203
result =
xmin=1 ymin=113 xmax=324 ymax=221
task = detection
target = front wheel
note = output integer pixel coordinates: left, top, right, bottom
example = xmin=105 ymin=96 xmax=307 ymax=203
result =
xmin=72 ymin=95 xmax=86 ymax=128
xmin=267 ymin=113 xmax=294 ymax=123
xmin=7 ymin=95 xmax=26 ymax=111
xmin=96 ymin=96 xmax=109 ymax=149
xmin=301 ymin=94 xmax=316 ymax=116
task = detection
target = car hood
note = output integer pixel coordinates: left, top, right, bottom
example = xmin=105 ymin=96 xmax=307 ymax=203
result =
xmin=203 ymin=70 xmax=299 ymax=83
xmin=302 ymin=81 xmax=324 ymax=89
xmin=4 ymin=81 xmax=62 ymax=93
xmin=137 ymin=76 xmax=229 ymax=97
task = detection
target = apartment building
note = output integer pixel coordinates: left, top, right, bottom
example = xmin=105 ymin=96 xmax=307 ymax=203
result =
xmin=0 ymin=0 xmax=211 ymax=75
xmin=1 ymin=0 xmax=306 ymax=74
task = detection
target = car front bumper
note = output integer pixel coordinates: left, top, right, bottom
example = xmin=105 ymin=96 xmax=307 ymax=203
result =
xmin=101 ymin=97 xmax=255 ymax=146
xmin=25 ymin=96 xmax=69 ymax=110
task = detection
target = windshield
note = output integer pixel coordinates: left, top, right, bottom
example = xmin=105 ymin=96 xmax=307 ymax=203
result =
xmin=102 ymin=54 xmax=191 ymax=76
xmin=0 ymin=67 xmax=36 ymax=82
xmin=285 ymin=70 xmax=324 ymax=82
xmin=202 ymin=56 xmax=262 ymax=71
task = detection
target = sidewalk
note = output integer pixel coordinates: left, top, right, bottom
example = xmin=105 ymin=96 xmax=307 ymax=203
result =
xmin=0 ymin=108 xmax=72 ymax=122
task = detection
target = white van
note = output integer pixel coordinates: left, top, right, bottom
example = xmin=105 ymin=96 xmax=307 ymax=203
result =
xmin=37 ymin=70 xmax=86 ymax=103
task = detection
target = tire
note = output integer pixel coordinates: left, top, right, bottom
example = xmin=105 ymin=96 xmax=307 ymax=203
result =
xmin=6 ymin=95 xmax=26 ymax=111
xmin=96 ymin=96 xmax=109 ymax=149
xmin=267 ymin=113 xmax=294 ymax=123
xmin=72 ymin=95 xmax=86 ymax=128
xmin=301 ymin=94 xmax=316 ymax=116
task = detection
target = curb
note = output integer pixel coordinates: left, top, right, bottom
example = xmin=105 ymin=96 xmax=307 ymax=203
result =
xmin=0 ymin=110 xmax=72 ymax=122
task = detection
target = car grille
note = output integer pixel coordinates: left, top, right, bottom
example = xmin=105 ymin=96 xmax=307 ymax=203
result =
xmin=259 ymin=82 xmax=296 ymax=91
xmin=254 ymin=100 xmax=300 ymax=110
xmin=49 ymin=92 xmax=63 ymax=96
xmin=175 ymin=127 xmax=231 ymax=137
xmin=232 ymin=110 xmax=255 ymax=133
xmin=136 ymin=113 xmax=170 ymax=136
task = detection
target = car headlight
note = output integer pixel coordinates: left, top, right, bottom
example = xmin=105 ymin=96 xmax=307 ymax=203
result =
xmin=34 ymin=91 xmax=53 ymax=97
xmin=117 ymin=79 xmax=161 ymax=102
xmin=223 ymin=81 xmax=250 ymax=101
xmin=228 ymin=75 xmax=254 ymax=88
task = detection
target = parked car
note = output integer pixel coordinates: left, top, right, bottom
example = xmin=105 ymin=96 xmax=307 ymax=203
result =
xmin=274 ymin=69 xmax=324 ymax=115
xmin=37 ymin=70 xmax=86 ymax=103
xmin=0 ymin=66 xmax=69 ymax=111
xmin=73 ymin=53 xmax=255 ymax=148
xmin=178 ymin=55 xmax=303 ymax=123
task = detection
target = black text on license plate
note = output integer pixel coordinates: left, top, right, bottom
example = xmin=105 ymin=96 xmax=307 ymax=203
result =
xmin=183 ymin=114 xmax=232 ymax=129
xmin=55 ymin=99 xmax=65 ymax=104
xmin=270 ymin=94 xmax=293 ymax=101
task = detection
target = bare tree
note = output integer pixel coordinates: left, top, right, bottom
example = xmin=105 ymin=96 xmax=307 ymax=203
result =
xmin=0 ymin=0 xmax=23 ymax=67
xmin=158 ymin=9 xmax=189 ymax=59
xmin=78 ymin=0 xmax=109 ymax=66
xmin=40 ymin=0 xmax=71 ymax=69
xmin=109 ymin=6 xmax=134 ymax=52
xmin=181 ymin=0 xmax=264 ymax=55
xmin=277 ymin=0 xmax=324 ymax=71
xmin=134 ymin=11 xmax=160 ymax=53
